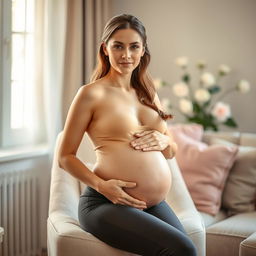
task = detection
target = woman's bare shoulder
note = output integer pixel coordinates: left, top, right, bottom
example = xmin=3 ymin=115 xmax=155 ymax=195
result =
xmin=78 ymin=80 xmax=106 ymax=101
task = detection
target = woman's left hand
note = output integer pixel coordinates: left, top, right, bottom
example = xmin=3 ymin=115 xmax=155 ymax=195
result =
xmin=130 ymin=130 xmax=172 ymax=152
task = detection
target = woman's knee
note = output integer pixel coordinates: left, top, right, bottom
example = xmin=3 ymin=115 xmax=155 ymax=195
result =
xmin=156 ymin=235 xmax=197 ymax=256
xmin=174 ymin=238 xmax=197 ymax=256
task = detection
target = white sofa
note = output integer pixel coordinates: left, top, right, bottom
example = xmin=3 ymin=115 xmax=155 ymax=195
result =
xmin=199 ymin=131 xmax=256 ymax=256
xmin=47 ymin=131 xmax=206 ymax=256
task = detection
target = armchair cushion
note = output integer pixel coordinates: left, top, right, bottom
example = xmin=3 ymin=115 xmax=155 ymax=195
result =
xmin=199 ymin=210 xmax=227 ymax=228
xmin=48 ymin=131 xmax=206 ymax=256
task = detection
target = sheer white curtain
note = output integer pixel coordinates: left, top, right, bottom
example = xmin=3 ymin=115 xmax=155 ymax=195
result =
xmin=43 ymin=0 xmax=68 ymax=159
xmin=34 ymin=0 xmax=111 ymax=159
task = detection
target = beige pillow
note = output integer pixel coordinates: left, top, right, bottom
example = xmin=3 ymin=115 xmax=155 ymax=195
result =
xmin=209 ymin=137 xmax=256 ymax=216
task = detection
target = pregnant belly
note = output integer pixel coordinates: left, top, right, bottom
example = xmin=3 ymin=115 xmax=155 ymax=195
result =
xmin=92 ymin=144 xmax=172 ymax=208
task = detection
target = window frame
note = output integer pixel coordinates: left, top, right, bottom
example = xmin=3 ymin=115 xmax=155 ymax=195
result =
xmin=0 ymin=0 xmax=37 ymax=148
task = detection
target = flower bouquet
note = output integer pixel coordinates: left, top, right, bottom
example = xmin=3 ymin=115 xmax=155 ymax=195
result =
xmin=155 ymin=57 xmax=251 ymax=131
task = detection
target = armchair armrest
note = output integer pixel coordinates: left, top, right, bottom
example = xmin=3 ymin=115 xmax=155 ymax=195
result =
xmin=240 ymin=231 xmax=256 ymax=256
xmin=48 ymin=132 xmax=81 ymax=219
xmin=166 ymin=158 xmax=206 ymax=256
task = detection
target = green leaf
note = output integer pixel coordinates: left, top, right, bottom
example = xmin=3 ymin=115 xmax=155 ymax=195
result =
xmin=162 ymin=81 xmax=168 ymax=86
xmin=208 ymin=85 xmax=221 ymax=94
xmin=192 ymin=102 xmax=202 ymax=114
xmin=182 ymin=73 xmax=190 ymax=83
xmin=223 ymin=117 xmax=238 ymax=128
xmin=203 ymin=100 xmax=211 ymax=108
xmin=186 ymin=112 xmax=219 ymax=131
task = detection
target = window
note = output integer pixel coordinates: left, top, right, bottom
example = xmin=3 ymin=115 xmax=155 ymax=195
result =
xmin=1 ymin=0 xmax=38 ymax=148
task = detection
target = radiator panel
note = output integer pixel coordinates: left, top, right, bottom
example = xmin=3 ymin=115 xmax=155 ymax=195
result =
xmin=0 ymin=169 xmax=40 ymax=256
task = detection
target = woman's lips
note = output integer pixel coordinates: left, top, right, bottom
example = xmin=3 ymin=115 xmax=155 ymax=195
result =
xmin=119 ymin=62 xmax=133 ymax=66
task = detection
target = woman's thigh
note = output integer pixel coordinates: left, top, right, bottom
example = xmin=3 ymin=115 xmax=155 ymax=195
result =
xmin=78 ymin=188 xmax=197 ymax=256
xmin=144 ymin=200 xmax=187 ymax=235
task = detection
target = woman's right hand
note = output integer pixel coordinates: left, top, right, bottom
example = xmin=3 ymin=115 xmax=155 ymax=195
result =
xmin=98 ymin=179 xmax=147 ymax=210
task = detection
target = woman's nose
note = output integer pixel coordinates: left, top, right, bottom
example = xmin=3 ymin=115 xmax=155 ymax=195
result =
xmin=122 ymin=48 xmax=131 ymax=59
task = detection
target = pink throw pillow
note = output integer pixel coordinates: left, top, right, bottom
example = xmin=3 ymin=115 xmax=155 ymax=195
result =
xmin=168 ymin=123 xmax=204 ymax=141
xmin=169 ymin=125 xmax=239 ymax=216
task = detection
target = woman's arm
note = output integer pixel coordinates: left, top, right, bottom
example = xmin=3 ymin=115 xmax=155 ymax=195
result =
xmin=161 ymin=129 xmax=178 ymax=159
xmin=58 ymin=84 xmax=105 ymax=191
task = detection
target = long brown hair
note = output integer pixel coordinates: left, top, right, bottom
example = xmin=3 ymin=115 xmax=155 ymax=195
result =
xmin=90 ymin=14 xmax=173 ymax=121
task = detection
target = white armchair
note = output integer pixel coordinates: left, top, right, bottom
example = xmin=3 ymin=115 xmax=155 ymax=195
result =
xmin=47 ymin=131 xmax=206 ymax=256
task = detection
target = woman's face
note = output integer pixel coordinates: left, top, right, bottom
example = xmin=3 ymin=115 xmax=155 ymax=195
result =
xmin=103 ymin=28 xmax=145 ymax=75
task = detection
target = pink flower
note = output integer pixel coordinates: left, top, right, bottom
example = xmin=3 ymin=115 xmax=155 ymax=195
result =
xmin=200 ymin=72 xmax=215 ymax=88
xmin=175 ymin=57 xmax=189 ymax=68
xmin=153 ymin=78 xmax=163 ymax=90
xmin=179 ymin=99 xmax=193 ymax=115
xmin=160 ymin=98 xmax=171 ymax=112
xmin=211 ymin=102 xmax=231 ymax=122
xmin=194 ymin=89 xmax=211 ymax=103
xmin=172 ymin=82 xmax=189 ymax=97
xmin=237 ymin=80 xmax=250 ymax=93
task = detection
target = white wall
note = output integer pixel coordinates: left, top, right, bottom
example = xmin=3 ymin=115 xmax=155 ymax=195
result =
xmin=111 ymin=0 xmax=256 ymax=132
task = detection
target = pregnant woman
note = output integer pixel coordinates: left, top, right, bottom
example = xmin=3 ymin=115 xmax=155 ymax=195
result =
xmin=58 ymin=14 xmax=197 ymax=256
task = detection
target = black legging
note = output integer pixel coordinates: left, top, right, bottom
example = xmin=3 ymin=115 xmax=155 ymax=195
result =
xmin=78 ymin=186 xmax=197 ymax=256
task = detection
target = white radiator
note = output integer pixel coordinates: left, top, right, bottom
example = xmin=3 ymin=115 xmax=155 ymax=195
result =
xmin=0 ymin=169 xmax=40 ymax=256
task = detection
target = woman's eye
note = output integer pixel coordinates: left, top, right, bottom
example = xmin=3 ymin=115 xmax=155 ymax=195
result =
xmin=113 ymin=45 xmax=139 ymax=50
xmin=113 ymin=45 xmax=122 ymax=49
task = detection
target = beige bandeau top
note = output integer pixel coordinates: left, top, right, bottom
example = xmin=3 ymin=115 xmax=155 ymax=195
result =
xmin=87 ymin=101 xmax=168 ymax=153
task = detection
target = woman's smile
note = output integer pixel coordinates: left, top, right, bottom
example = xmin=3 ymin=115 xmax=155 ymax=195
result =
xmin=119 ymin=62 xmax=133 ymax=67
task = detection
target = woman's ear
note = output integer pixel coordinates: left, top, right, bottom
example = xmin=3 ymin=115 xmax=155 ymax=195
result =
xmin=102 ymin=42 xmax=108 ymax=56
xmin=141 ymin=46 xmax=145 ymax=57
